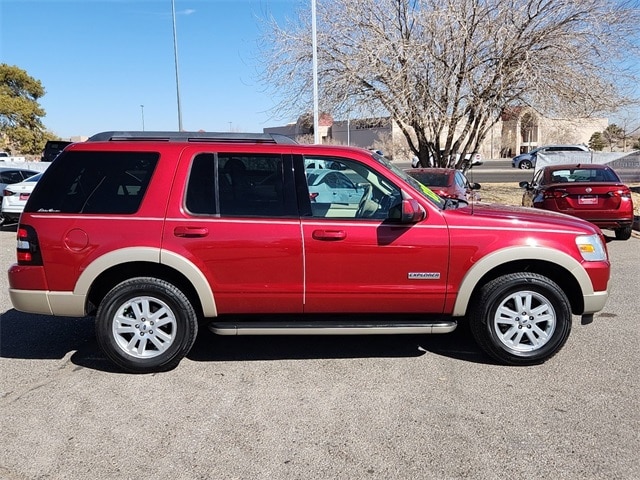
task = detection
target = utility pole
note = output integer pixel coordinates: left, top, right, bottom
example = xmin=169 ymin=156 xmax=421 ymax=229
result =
xmin=311 ymin=0 xmax=319 ymax=144
xmin=171 ymin=0 xmax=183 ymax=131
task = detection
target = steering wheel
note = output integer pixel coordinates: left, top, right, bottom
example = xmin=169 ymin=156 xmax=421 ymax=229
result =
xmin=356 ymin=184 xmax=375 ymax=218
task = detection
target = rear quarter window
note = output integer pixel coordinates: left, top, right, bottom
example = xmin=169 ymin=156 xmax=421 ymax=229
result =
xmin=26 ymin=151 xmax=159 ymax=214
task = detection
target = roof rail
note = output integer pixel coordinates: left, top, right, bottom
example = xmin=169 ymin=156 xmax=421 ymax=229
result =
xmin=87 ymin=131 xmax=298 ymax=145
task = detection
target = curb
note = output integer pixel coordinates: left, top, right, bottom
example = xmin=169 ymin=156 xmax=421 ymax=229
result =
xmin=632 ymin=216 xmax=640 ymax=239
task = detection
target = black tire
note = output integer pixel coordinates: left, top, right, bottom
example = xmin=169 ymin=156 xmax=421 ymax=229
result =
xmin=96 ymin=277 xmax=198 ymax=373
xmin=519 ymin=160 xmax=532 ymax=170
xmin=469 ymin=273 xmax=572 ymax=365
xmin=614 ymin=226 xmax=632 ymax=240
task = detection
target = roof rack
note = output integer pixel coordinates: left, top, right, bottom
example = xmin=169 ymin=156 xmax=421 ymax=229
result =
xmin=87 ymin=131 xmax=298 ymax=145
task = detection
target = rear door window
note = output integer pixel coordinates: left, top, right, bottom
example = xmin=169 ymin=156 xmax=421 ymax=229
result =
xmin=185 ymin=152 xmax=297 ymax=217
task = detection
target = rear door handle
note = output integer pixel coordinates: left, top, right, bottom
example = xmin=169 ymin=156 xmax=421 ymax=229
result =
xmin=174 ymin=226 xmax=209 ymax=238
xmin=312 ymin=229 xmax=346 ymax=241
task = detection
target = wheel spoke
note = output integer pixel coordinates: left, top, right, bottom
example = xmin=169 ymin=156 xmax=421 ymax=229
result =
xmin=112 ymin=295 xmax=177 ymax=359
xmin=148 ymin=306 xmax=167 ymax=322
xmin=155 ymin=328 xmax=172 ymax=343
xmin=115 ymin=324 xmax=136 ymax=335
xmin=530 ymin=324 xmax=550 ymax=342
xmin=131 ymin=300 xmax=145 ymax=320
xmin=531 ymin=304 xmax=551 ymax=316
xmin=496 ymin=305 xmax=518 ymax=322
xmin=493 ymin=289 xmax=556 ymax=353
xmin=135 ymin=337 xmax=147 ymax=356
xmin=148 ymin=334 xmax=167 ymax=352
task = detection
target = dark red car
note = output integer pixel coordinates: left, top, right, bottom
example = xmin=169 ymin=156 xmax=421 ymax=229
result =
xmin=520 ymin=163 xmax=634 ymax=240
xmin=404 ymin=167 xmax=481 ymax=202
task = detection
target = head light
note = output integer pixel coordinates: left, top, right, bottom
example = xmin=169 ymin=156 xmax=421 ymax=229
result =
xmin=575 ymin=234 xmax=607 ymax=262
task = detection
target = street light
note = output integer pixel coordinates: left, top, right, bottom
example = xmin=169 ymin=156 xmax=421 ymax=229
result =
xmin=171 ymin=0 xmax=183 ymax=131
xmin=311 ymin=0 xmax=319 ymax=144
xmin=140 ymin=105 xmax=145 ymax=131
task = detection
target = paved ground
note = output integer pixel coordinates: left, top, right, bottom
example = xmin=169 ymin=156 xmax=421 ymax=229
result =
xmin=0 ymin=230 xmax=638 ymax=480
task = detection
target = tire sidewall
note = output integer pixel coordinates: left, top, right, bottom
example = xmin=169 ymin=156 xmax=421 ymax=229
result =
xmin=472 ymin=274 xmax=572 ymax=364
xmin=96 ymin=278 xmax=197 ymax=373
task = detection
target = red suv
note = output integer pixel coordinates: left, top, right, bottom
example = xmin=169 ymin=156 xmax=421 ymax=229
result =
xmin=8 ymin=132 xmax=611 ymax=373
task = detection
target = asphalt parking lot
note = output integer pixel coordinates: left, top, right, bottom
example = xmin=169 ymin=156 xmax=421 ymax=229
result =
xmin=0 ymin=229 xmax=638 ymax=480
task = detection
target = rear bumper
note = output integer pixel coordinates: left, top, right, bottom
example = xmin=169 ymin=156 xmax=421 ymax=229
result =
xmin=590 ymin=219 xmax=633 ymax=229
xmin=9 ymin=289 xmax=87 ymax=316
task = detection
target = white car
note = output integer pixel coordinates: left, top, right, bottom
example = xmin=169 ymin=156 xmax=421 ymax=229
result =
xmin=1 ymin=172 xmax=42 ymax=225
xmin=306 ymin=169 xmax=365 ymax=205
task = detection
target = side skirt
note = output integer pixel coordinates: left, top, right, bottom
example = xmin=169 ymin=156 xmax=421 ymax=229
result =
xmin=209 ymin=318 xmax=457 ymax=336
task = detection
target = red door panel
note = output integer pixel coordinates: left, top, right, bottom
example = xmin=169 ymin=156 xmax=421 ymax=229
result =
xmin=302 ymin=219 xmax=449 ymax=313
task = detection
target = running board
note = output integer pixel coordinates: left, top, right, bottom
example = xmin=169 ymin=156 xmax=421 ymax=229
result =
xmin=209 ymin=319 xmax=457 ymax=336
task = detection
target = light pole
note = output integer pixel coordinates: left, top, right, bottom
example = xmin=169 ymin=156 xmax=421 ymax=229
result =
xmin=171 ymin=0 xmax=183 ymax=131
xmin=140 ymin=105 xmax=145 ymax=131
xmin=311 ymin=0 xmax=319 ymax=144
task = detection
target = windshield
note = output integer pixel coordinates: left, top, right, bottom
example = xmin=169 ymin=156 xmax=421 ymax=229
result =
xmin=370 ymin=152 xmax=446 ymax=209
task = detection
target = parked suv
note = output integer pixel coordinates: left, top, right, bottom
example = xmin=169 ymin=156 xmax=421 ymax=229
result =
xmin=41 ymin=140 xmax=72 ymax=162
xmin=512 ymin=144 xmax=589 ymax=169
xmin=8 ymin=132 xmax=610 ymax=373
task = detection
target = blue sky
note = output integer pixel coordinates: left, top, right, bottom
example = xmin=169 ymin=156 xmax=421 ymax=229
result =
xmin=1 ymin=0 xmax=301 ymax=139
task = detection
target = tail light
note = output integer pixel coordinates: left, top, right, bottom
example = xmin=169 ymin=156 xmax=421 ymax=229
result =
xmin=2 ymin=189 xmax=14 ymax=196
xmin=607 ymin=187 xmax=631 ymax=198
xmin=435 ymin=190 xmax=454 ymax=199
xmin=309 ymin=192 xmax=319 ymax=202
xmin=543 ymin=189 xmax=568 ymax=199
xmin=16 ymin=225 xmax=43 ymax=265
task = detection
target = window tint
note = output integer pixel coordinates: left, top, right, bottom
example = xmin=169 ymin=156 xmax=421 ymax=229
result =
xmin=408 ymin=172 xmax=449 ymax=187
xmin=0 ymin=171 xmax=25 ymax=184
xmin=551 ymin=168 xmax=619 ymax=183
xmin=304 ymin=156 xmax=401 ymax=219
xmin=186 ymin=152 xmax=291 ymax=217
xmin=26 ymin=151 xmax=158 ymax=214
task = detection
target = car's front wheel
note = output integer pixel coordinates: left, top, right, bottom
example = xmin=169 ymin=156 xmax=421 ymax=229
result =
xmin=96 ymin=277 xmax=198 ymax=373
xmin=519 ymin=160 xmax=532 ymax=169
xmin=469 ymin=273 xmax=572 ymax=365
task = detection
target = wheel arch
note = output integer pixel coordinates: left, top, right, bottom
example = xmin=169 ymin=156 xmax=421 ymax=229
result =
xmin=452 ymin=247 xmax=590 ymax=317
xmin=76 ymin=247 xmax=217 ymax=318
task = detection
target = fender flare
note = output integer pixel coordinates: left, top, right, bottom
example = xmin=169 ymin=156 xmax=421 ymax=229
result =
xmin=74 ymin=247 xmax=217 ymax=317
xmin=452 ymin=246 xmax=593 ymax=317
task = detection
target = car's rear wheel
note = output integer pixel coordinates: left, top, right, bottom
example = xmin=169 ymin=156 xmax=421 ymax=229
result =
xmin=614 ymin=226 xmax=632 ymax=240
xmin=519 ymin=160 xmax=532 ymax=169
xmin=96 ymin=277 xmax=198 ymax=373
xmin=469 ymin=273 xmax=572 ymax=365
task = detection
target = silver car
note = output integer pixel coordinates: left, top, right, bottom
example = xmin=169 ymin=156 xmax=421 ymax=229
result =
xmin=512 ymin=144 xmax=589 ymax=169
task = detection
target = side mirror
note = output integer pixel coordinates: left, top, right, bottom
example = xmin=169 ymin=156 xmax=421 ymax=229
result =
xmin=470 ymin=182 xmax=481 ymax=190
xmin=519 ymin=181 xmax=530 ymax=189
xmin=400 ymin=199 xmax=426 ymax=223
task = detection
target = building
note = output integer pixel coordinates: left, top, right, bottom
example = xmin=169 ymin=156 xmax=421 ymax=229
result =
xmin=499 ymin=107 xmax=608 ymax=158
xmin=265 ymin=108 xmax=608 ymax=160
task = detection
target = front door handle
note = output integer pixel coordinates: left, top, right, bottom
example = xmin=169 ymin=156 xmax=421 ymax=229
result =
xmin=174 ymin=226 xmax=209 ymax=238
xmin=312 ymin=229 xmax=346 ymax=241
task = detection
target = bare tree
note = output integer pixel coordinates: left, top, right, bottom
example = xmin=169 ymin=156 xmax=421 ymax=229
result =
xmin=259 ymin=0 xmax=640 ymax=168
